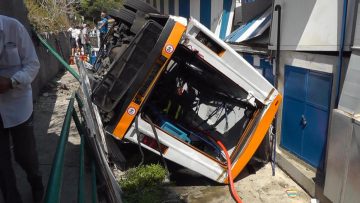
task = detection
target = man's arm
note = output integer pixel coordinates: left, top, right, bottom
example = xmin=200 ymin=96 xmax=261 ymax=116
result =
xmin=11 ymin=24 xmax=40 ymax=85
xmin=97 ymin=19 xmax=107 ymax=30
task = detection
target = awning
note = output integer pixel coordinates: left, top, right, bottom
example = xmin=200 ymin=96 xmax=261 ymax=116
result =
xmin=225 ymin=7 xmax=272 ymax=43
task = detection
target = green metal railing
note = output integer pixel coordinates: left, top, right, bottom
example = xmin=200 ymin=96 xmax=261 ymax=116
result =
xmin=72 ymin=109 xmax=85 ymax=203
xmin=44 ymin=94 xmax=75 ymax=203
xmin=43 ymin=92 xmax=98 ymax=203
xmin=38 ymin=34 xmax=98 ymax=203
xmin=37 ymin=33 xmax=80 ymax=81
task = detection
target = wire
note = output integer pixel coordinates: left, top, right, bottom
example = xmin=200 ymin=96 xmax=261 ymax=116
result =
xmin=216 ymin=140 xmax=243 ymax=203
xmin=269 ymin=124 xmax=276 ymax=176
xmin=134 ymin=115 xmax=144 ymax=167
xmin=144 ymin=115 xmax=170 ymax=179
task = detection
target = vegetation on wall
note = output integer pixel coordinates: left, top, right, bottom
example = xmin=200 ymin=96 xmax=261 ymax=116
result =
xmin=24 ymin=0 xmax=73 ymax=32
xmin=24 ymin=0 xmax=122 ymax=32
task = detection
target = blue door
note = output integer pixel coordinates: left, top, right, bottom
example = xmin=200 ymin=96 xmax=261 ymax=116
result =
xmin=281 ymin=65 xmax=332 ymax=169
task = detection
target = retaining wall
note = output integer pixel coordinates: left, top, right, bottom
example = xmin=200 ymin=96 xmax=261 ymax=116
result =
xmin=32 ymin=33 xmax=71 ymax=98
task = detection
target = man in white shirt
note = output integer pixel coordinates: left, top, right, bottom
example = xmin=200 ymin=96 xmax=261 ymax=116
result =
xmin=68 ymin=26 xmax=81 ymax=56
xmin=0 ymin=15 xmax=43 ymax=203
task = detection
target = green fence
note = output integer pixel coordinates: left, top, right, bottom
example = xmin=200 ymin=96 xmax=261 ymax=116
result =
xmin=43 ymin=92 xmax=97 ymax=203
xmin=37 ymin=34 xmax=98 ymax=203
xmin=37 ymin=33 xmax=80 ymax=81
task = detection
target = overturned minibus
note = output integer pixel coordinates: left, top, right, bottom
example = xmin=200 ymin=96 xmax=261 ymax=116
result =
xmin=87 ymin=2 xmax=282 ymax=184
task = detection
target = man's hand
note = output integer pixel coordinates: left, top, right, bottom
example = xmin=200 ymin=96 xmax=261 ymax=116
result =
xmin=0 ymin=77 xmax=12 ymax=93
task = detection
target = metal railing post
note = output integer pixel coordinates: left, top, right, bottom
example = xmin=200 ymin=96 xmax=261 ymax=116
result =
xmin=44 ymin=94 xmax=75 ymax=203
xmin=74 ymin=93 xmax=99 ymax=203
xmin=91 ymin=161 xmax=98 ymax=203
xmin=72 ymin=110 xmax=85 ymax=203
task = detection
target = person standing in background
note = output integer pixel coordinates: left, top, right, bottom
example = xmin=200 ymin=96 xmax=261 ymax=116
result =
xmin=75 ymin=25 xmax=83 ymax=55
xmin=68 ymin=26 xmax=77 ymax=56
xmin=97 ymin=11 xmax=108 ymax=42
xmin=68 ymin=25 xmax=81 ymax=56
xmin=80 ymin=24 xmax=91 ymax=55
xmin=0 ymin=15 xmax=43 ymax=203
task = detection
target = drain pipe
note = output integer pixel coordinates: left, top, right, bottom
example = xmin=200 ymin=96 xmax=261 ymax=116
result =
xmin=274 ymin=4 xmax=281 ymax=89
xmin=271 ymin=3 xmax=282 ymax=177
xmin=335 ymin=0 xmax=349 ymax=107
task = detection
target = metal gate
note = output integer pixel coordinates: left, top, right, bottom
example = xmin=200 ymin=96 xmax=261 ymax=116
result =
xmin=281 ymin=65 xmax=332 ymax=169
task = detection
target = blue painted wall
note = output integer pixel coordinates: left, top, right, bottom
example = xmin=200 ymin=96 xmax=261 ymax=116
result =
xmin=146 ymin=0 xmax=235 ymax=39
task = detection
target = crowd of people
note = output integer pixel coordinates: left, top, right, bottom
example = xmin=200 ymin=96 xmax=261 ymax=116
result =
xmin=68 ymin=24 xmax=92 ymax=56
xmin=68 ymin=11 xmax=109 ymax=60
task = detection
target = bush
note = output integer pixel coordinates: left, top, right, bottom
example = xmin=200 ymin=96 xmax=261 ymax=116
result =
xmin=119 ymin=164 xmax=168 ymax=203
xmin=119 ymin=164 xmax=167 ymax=192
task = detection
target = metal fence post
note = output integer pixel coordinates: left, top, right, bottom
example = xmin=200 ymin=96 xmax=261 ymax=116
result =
xmin=72 ymin=110 xmax=85 ymax=203
xmin=44 ymin=94 xmax=75 ymax=203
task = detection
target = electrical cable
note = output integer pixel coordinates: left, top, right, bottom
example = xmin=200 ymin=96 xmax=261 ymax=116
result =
xmin=270 ymin=125 xmax=276 ymax=176
xmin=144 ymin=115 xmax=170 ymax=180
xmin=216 ymin=140 xmax=243 ymax=203
xmin=134 ymin=115 xmax=145 ymax=167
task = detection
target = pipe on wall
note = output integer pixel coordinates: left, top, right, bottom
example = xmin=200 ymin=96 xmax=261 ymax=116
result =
xmin=274 ymin=4 xmax=281 ymax=89
xmin=271 ymin=3 xmax=282 ymax=177
xmin=336 ymin=0 xmax=349 ymax=107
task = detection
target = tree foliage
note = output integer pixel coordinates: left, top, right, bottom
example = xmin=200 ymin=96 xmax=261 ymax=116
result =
xmin=77 ymin=0 xmax=123 ymax=23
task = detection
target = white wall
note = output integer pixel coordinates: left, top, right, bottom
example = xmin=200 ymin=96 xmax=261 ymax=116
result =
xmin=269 ymin=0 xmax=357 ymax=51
xmin=353 ymin=0 xmax=360 ymax=48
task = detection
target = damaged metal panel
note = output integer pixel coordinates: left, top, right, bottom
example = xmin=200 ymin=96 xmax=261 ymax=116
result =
xmin=324 ymin=109 xmax=353 ymax=202
xmin=342 ymin=119 xmax=360 ymax=203
xmin=324 ymin=109 xmax=360 ymax=203
xmin=78 ymin=62 xmax=123 ymax=203
xmin=338 ymin=50 xmax=360 ymax=115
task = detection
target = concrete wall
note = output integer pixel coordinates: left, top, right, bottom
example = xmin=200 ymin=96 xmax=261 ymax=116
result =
xmin=32 ymin=33 xmax=71 ymax=98
xmin=269 ymin=0 xmax=357 ymax=51
xmin=353 ymin=0 xmax=360 ymax=48
xmin=0 ymin=0 xmax=71 ymax=99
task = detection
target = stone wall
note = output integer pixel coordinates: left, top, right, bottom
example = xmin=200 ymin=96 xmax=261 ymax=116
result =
xmin=32 ymin=32 xmax=71 ymax=97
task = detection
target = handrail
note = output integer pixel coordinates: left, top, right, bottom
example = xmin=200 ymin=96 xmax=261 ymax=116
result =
xmin=72 ymin=110 xmax=85 ymax=203
xmin=44 ymin=92 xmax=98 ymax=203
xmin=91 ymin=161 xmax=98 ymax=203
xmin=44 ymin=94 xmax=75 ymax=203
xmin=36 ymin=33 xmax=80 ymax=81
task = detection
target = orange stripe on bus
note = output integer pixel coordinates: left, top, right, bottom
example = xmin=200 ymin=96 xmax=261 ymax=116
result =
xmin=224 ymin=94 xmax=282 ymax=183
